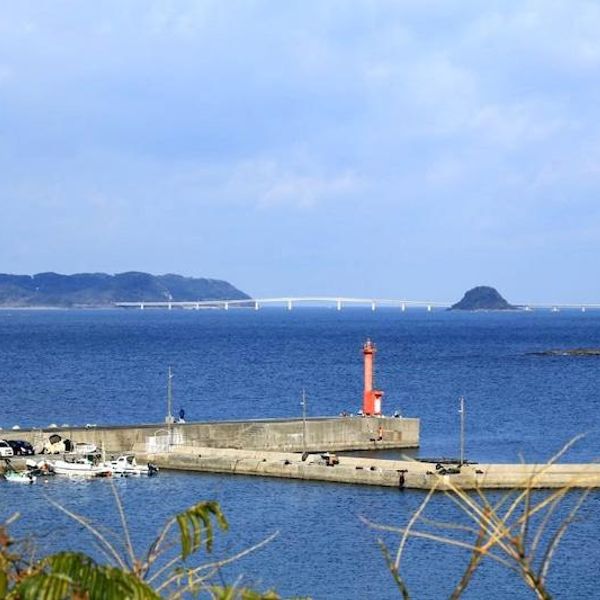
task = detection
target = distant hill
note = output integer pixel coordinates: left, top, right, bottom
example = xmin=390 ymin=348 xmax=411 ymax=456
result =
xmin=450 ymin=286 xmax=516 ymax=311
xmin=0 ymin=272 xmax=250 ymax=307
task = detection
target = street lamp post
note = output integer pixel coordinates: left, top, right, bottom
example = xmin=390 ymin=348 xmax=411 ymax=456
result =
xmin=166 ymin=366 xmax=174 ymax=426
xmin=459 ymin=395 xmax=465 ymax=465
xmin=301 ymin=389 xmax=307 ymax=454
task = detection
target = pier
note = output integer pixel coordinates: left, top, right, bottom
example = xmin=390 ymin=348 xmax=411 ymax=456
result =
xmin=135 ymin=447 xmax=600 ymax=491
xmin=4 ymin=419 xmax=600 ymax=490
xmin=0 ymin=416 xmax=420 ymax=455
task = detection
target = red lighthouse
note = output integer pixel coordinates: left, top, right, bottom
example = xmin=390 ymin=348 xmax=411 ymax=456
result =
xmin=362 ymin=339 xmax=384 ymax=415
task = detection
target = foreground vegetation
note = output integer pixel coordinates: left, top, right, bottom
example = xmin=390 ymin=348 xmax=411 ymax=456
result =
xmin=366 ymin=436 xmax=592 ymax=599
xmin=0 ymin=488 xmax=280 ymax=600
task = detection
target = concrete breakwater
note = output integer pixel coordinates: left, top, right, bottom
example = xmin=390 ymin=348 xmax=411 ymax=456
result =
xmin=4 ymin=418 xmax=600 ymax=490
xmin=0 ymin=416 xmax=420 ymax=454
xmin=138 ymin=446 xmax=600 ymax=490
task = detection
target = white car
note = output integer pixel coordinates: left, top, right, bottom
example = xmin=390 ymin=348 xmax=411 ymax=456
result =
xmin=0 ymin=440 xmax=14 ymax=457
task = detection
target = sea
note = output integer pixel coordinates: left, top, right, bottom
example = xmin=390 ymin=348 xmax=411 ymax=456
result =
xmin=0 ymin=308 xmax=599 ymax=599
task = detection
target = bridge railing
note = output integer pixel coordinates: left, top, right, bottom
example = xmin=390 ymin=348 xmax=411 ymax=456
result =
xmin=113 ymin=298 xmax=600 ymax=311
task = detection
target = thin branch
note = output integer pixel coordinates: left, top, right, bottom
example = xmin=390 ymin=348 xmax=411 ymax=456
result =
xmin=378 ymin=539 xmax=411 ymax=600
xmin=110 ymin=481 xmax=137 ymax=570
xmin=144 ymin=516 xmax=178 ymax=576
xmin=439 ymin=484 xmax=516 ymax=560
xmin=502 ymin=434 xmax=586 ymax=526
xmin=159 ymin=531 xmax=279 ymax=597
xmin=530 ymin=489 xmax=568 ymax=562
xmin=361 ymin=518 xmax=517 ymax=572
xmin=45 ymin=497 xmax=128 ymax=570
xmin=417 ymin=516 xmax=478 ymax=535
xmin=519 ymin=478 xmax=532 ymax=560
xmin=395 ymin=484 xmax=437 ymax=570
xmin=146 ymin=552 xmax=183 ymax=586
xmin=5 ymin=512 xmax=21 ymax=526
xmin=450 ymin=511 xmax=488 ymax=599
xmin=539 ymin=490 xmax=590 ymax=583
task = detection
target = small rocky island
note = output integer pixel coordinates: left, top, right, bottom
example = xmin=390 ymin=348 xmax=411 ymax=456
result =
xmin=450 ymin=286 xmax=516 ymax=311
xmin=529 ymin=348 xmax=600 ymax=357
xmin=0 ymin=272 xmax=250 ymax=308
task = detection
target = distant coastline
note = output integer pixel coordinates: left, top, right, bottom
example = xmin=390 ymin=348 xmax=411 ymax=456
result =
xmin=0 ymin=272 xmax=250 ymax=308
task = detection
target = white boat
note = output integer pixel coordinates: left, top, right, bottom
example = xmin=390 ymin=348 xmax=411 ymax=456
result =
xmin=3 ymin=470 xmax=36 ymax=484
xmin=108 ymin=454 xmax=159 ymax=477
xmin=51 ymin=453 xmax=112 ymax=478
xmin=26 ymin=459 xmax=56 ymax=477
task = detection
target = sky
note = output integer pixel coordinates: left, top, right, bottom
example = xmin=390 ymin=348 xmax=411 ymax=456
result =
xmin=1 ymin=1 xmax=600 ymax=303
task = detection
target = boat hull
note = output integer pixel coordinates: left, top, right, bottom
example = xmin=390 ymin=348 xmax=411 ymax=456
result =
xmin=3 ymin=472 xmax=36 ymax=484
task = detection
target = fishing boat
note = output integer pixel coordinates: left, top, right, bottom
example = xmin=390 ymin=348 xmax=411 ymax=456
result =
xmin=25 ymin=459 xmax=56 ymax=477
xmin=50 ymin=453 xmax=112 ymax=478
xmin=108 ymin=454 xmax=159 ymax=477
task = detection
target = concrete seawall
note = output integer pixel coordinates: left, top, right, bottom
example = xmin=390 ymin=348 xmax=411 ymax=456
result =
xmin=138 ymin=446 xmax=600 ymax=490
xmin=0 ymin=416 xmax=420 ymax=454
xmin=5 ymin=419 xmax=599 ymax=490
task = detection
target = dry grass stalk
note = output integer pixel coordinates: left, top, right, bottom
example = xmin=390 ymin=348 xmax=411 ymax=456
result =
xmin=364 ymin=436 xmax=593 ymax=599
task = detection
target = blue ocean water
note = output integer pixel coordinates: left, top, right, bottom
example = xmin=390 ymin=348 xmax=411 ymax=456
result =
xmin=0 ymin=309 xmax=599 ymax=599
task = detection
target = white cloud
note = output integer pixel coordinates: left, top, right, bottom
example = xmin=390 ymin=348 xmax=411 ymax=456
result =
xmin=1 ymin=1 xmax=600 ymax=297
xmin=465 ymin=0 xmax=600 ymax=70
xmin=469 ymin=100 xmax=573 ymax=147
xmin=226 ymin=159 xmax=360 ymax=209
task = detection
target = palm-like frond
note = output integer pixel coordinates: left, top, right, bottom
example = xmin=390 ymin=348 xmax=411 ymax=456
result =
xmin=9 ymin=551 xmax=160 ymax=600
xmin=175 ymin=501 xmax=229 ymax=560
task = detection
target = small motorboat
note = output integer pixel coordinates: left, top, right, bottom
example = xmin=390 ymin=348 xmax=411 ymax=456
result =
xmin=108 ymin=454 xmax=159 ymax=477
xmin=2 ymin=460 xmax=36 ymax=484
xmin=50 ymin=453 xmax=112 ymax=478
xmin=26 ymin=459 xmax=56 ymax=477
xmin=3 ymin=470 xmax=36 ymax=484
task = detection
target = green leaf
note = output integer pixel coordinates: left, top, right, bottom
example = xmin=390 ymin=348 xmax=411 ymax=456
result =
xmin=11 ymin=552 xmax=160 ymax=600
xmin=0 ymin=570 xmax=7 ymax=599
xmin=175 ymin=501 xmax=229 ymax=560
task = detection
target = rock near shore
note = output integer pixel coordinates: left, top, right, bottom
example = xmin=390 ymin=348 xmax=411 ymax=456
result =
xmin=529 ymin=348 xmax=600 ymax=357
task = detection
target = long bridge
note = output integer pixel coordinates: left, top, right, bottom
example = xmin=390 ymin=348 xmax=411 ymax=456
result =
xmin=114 ymin=297 xmax=600 ymax=312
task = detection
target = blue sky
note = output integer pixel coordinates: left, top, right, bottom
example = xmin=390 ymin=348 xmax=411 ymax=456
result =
xmin=1 ymin=1 xmax=600 ymax=302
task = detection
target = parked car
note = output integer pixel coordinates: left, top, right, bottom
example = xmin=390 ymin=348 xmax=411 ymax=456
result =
xmin=0 ymin=440 xmax=14 ymax=457
xmin=6 ymin=440 xmax=34 ymax=456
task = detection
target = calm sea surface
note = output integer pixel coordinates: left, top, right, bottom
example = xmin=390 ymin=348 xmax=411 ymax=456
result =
xmin=0 ymin=309 xmax=599 ymax=598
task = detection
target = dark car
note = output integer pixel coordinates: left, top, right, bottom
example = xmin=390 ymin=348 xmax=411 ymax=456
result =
xmin=6 ymin=440 xmax=34 ymax=456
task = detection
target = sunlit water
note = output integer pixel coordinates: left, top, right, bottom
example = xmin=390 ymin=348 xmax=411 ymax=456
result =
xmin=1 ymin=309 xmax=599 ymax=598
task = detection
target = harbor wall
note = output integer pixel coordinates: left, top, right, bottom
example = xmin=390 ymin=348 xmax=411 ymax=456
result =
xmin=138 ymin=446 xmax=600 ymax=490
xmin=0 ymin=416 xmax=419 ymax=454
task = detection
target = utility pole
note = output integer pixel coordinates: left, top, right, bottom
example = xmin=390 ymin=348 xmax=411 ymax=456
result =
xmin=166 ymin=366 xmax=174 ymax=427
xmin=459 ymin=395 xmax=465 ymax=465
xmin=301 ymin=389 xmax=307 ymax=454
